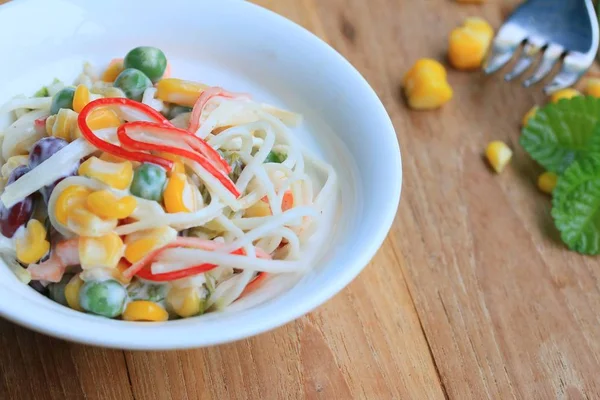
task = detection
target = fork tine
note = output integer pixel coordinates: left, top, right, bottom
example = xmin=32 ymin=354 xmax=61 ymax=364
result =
xmin=543 ymin=53 xmax=591 ymax=94
xmin=484 ymin=48 xmax=517 ymax=75
xmin=522 ymin=44 xmax=564 ymax=87
xmin=483 ymin=24 xmax=527 ymax=74
xmin=543 ymin=69 xmax=584 ymax=94
xmin=504 ymin=41 xmax=543 ymax=81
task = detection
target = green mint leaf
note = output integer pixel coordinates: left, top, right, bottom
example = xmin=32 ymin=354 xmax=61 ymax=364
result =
xmin=520 ymin=96 xmax=600 ymax=173
xmin=551 ymin=155 xmax=600 ymax=254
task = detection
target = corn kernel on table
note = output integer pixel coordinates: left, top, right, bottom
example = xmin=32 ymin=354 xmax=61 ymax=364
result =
xmin=2 ymin=0 xmax=600 ymax=398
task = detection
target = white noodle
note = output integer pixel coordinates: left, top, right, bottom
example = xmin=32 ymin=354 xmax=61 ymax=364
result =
xmin=153 ymin=248 xmax=304 ymax=273
xmin=141 ymin=87 xmax=164 ymax=112
xmin=1 ymin=137 xmax=95 ymax=208
xmin=0 ymin=97 xmax=52 ymax=114
xmin=259 ymin=103 xmax=302 ymax=127
xmin=2 ymin=109 xmax=48 ymax=161
xmin=223 ymin=206 xmax=318 ymax=253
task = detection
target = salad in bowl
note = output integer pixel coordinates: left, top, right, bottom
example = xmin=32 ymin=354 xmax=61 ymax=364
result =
xmin=0 ymin=46 xmax=337 ymax=322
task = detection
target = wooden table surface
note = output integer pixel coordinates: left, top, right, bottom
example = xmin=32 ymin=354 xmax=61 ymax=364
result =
xmin=2 ymin=0 xmax=600 ymax=399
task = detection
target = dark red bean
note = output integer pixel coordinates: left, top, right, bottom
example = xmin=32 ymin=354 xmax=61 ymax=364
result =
xmin=29 ymin=137 xmax=79 ymax=203
xmin=0 ymin=165 xmax=34 ymax=238
xmin=8 ymin=165 xmax=30 ymax=183
xmin=29 ymin=137 xmax=68 ymax=168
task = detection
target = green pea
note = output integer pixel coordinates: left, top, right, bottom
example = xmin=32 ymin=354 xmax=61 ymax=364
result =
xmin=124 ymin=46 xmax=167 ymax=83
xmin=79 ymin=279 xmax=127 ymax=318
xmin=48 ymin=273 xmax=73 ymax=306
xmin=130 ymin=163 xmax=167 ymax=201
xmin=127 ymin=279 xmax=168 ymax=302
xmin=50 ymin=87 xmax=75 ymax=114
xmin=264 ymin=151 xmax=286 ymax=163
xmin=113 ymin=68 xmax=152 ymax=101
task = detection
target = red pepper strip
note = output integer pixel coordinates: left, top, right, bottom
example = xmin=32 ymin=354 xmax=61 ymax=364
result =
xmin=239 ymin=272 xmax=268 ymax=298
xmin=34 ymin=116 xmax=47 ymax=127
xmin=260 ymin=190 xmax=294 ymax=214
xmin=188 ymin=86 xmax=249 ymax=134
xmin=138 ymin=247 xmax=272 ymax=282
xmin=136 ymin=248 xmax=250 ymax=282
xmin=34 ymin=116 xmax=48 ymax=135
xmin=119 ymin=120 xmax=230 ymax=174
xmin=178 ymin=128 xmax=230 ymax=175
xmin=136 ymin=261 xmax=218 ymax=282
xmin=162 ymin=122 xmax=230 ymax=174
xmin=117 ymin=121 xmax=240 ymax=198
xmin=124 ymin=237 xmax=271 ymax=282
xmin=123 ymin=236 xmax=270 ymax=278
xmin=123 ymin=237 xmax=220 ymax=278
xmin=77 ymin=98 xmax=174 ymax=170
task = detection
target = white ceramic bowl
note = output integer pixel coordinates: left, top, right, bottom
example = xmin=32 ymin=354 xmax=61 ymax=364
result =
xmin=0 ymin=0 xmax=401 ymax=349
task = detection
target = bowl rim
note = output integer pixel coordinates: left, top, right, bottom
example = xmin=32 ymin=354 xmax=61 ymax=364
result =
xmin=0 ymin=0 xmax=402 ymax=349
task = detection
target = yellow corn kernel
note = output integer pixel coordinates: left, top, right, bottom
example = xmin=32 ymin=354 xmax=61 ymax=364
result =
xmin=124 ymin=226 xmax=178 ymax=263
xmin=102 ymin=58 xmax=124 ymax=83
xmin=55 ymin=185 xmax=92 ymax=225
xmin=71 ymin=125 xmax=83 ymax=141
xmin=166 ymin=287 xmax=203 ymax=318
xmin=156 ymin=152 xmax=186 ymax=175
xmin=15 ymin=219 xmax=50 ymax=264
xmin=164 ymin=173 xmax=197 ymax=213
xmin=1 ymin=155 xmax=29 ymax=178
xmin=78 ymin=157 xmax=133 ymax=190
xmin=584 ymin=78 xmax=600 ymax=98
xmin=48 ymin=108 xmax=79 ymax=142
xmin=550 ymin=88 xmax=581 ymax=103
xmin=111 ymin=259 xmax=133 ymax=284
xmin=45 ymin=115 xmax=55 ymax=136
xmin=73 ymin=84 xmax=90 ymax=113
xmin=65 ymin=274 xmax=84 ymax=311
xmin=99 ymin=152 xmax=140 ymax=169
xmin=403 ymin=59 xmax=447 ymax=90
xmin=485 ymin=141 xmax=512 ymax=173
xmin=449 ymin=17 xmax=494 ymax=70
xmin=90 ymin=85 xmax=126 ymax=98
xmin=78 ymin=233 xmax=124 ymax=269
xmin=156 ymin=78 xmax=209 ymax=107
xmin=99 ymin=152 xmax=127 ymax=164
xmin=244 ymin=199 xmax=271 ymax=218
xmin=123 ymin=300 xmax=169 ymax=322
xmin=522 ymin=105 xmax=539 ymax=127
xmin=538 ymin=171 xmax=558 ymax=194
xmin=66 ymin=207 xmax=118 ymax=237
xmin=172 ymin=161 xmax=186 ymax=175
xmin=86 ymin=190 xmax=137 ymax=219
xmin=403 ymin=59 xmax=453 ymax=110
xmin=86 ymin=107 xmax=122 ymax=130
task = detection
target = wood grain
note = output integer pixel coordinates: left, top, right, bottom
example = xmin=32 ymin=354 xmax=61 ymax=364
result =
xmin=2 ymin=0 xmax=600 ymax=398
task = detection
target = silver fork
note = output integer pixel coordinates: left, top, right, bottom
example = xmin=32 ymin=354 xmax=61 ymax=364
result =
xmin=483 ymin=0 xmax=599 ymax=94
